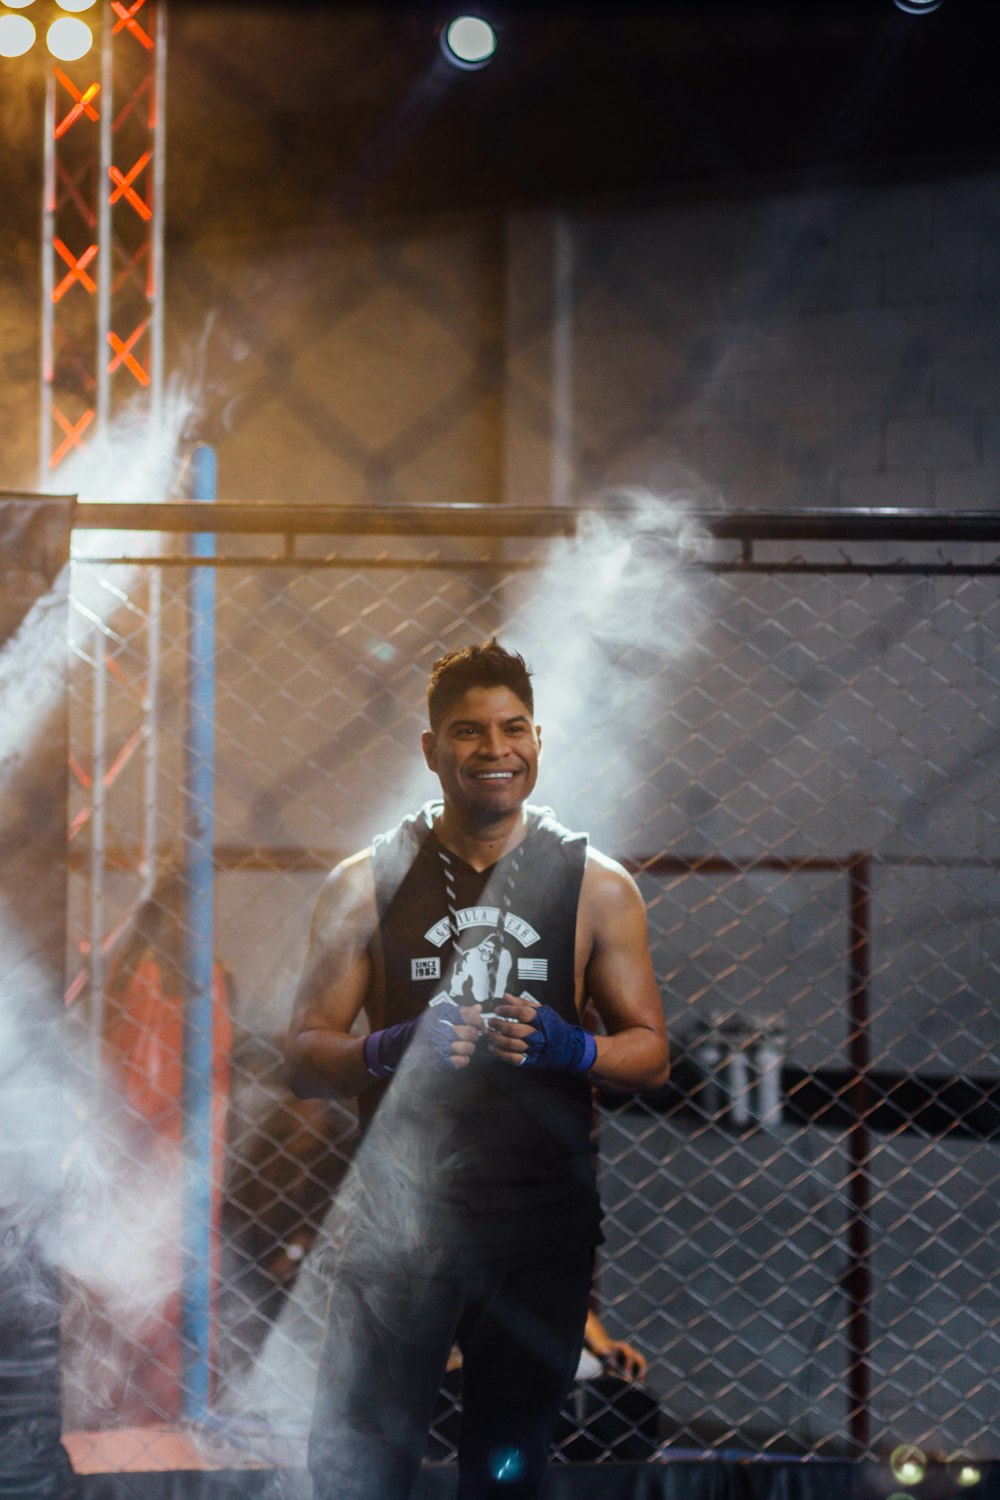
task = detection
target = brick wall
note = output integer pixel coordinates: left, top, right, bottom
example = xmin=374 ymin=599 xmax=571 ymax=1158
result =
xmin=510 ymin=172 xmax=1000 ymax=514
xmin=5 ymin=165 xmax=999 ymax=517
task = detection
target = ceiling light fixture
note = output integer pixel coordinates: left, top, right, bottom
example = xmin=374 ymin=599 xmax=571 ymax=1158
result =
xmin=46 ymin=13 xmax=92 ymax=59
xmin=441 ymin=14 xmax=497 ymax=71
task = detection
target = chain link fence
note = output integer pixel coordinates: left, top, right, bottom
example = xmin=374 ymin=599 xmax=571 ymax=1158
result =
xmin=62 ymin=506 xmax=1000 ymax=1474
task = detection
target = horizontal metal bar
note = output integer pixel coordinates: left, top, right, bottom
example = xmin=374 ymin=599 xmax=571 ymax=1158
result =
xmin=65 ymin=844 xmax=349 ymax=873
xmin=66 ymin=500 xmax=1000 ymax=543
xmin=67 ymin=845 xmax=862 ymax=874
xmin=73 ymin=501 xmax=574 ymax=537
xmin=69 ymin=553 xmax=534 ymax=571
xmin=711 ymin=562 xmax=1000 ymax=575
xmin=69 ymin=553 xmax=1000 ymax=577
xmin=66 ymin=845 xmax=1000 ymax=875
xmin=626 ymin=854 xmax=858 ymax=875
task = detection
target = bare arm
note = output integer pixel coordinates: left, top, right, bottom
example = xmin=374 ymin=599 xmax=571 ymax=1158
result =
xmin=584 ymin=1310 xmax=649 ymax=1381
xmin=284 ymin=852 xmax=380 ymax=1100
xmin=578 ymin=852 xmax=669 ymax=1093
xmin=285 ymin=850 xmax=483 ymax=1099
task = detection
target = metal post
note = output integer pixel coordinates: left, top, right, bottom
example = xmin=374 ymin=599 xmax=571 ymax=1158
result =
xmin=39 ymin=73 xmax=56 ymax=487
xmin=89 ymin=635 xmax=108 ymax=1050
xmin=96 ymin=0 xmax=113 ymax=435
xmin=141 ymin=569 xmax=161 ymax=901
xmin=551 ymin=212 xmax=574 ymax=508
xmin=845 ymin=852 xmax=873 ymax=1454
xmin=149 ymin=0 xmax=168 ymax=416
xmin=180 ymin=443 xmax=217 ymax=1420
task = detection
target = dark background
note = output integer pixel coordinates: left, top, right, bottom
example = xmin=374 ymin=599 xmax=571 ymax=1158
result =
xmin=3 ymin=1 xmax=998 ymax=241
xmin=163 ymin=0 xmax=1000 ymax=222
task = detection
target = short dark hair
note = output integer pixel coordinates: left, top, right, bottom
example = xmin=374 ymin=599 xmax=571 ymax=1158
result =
xmin=426 ymin=639 xmax=534 ymax=728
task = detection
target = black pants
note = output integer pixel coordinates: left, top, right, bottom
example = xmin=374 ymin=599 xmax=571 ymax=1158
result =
xmin=308 ymin=1247 xmax=594 ymax=1500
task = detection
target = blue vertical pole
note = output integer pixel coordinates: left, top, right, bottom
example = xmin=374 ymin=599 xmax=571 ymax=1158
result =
xmin=181 ymin=443 xmax=217 ymax=1420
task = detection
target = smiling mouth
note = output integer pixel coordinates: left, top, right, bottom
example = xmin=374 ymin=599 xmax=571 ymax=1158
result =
xmin=472 ymin=770 xmax=516 ymax=780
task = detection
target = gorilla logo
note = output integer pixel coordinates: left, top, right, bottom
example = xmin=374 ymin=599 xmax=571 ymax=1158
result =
xmin=448 ymin=932 xmax=512 ymax=1005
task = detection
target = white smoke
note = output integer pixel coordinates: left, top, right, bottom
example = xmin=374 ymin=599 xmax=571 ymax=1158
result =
xmin=508 ymin=488 xmax=708 ymax=844
xmin=0 ymin=908 xmax=187 ymax=1420
xmin=1 ymin=385 xmax=203 ymax=1430
xmin=384 ymin=488 xmax=709 ymax=844
xmin=46 ymin=379 xmax=198 ymax=509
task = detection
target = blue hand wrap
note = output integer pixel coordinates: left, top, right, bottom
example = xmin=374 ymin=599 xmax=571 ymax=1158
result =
xmin=518 ymin=1003 xmax=598 ymax=1075
xmin=364 ymin=997 xmax=466 ymax=1077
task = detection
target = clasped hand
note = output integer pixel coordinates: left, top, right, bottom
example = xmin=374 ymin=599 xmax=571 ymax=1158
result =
xmin=482 ymin=995 xmax=543 ymax=1065
xmin=408 ymin=996 xmax=537 ymax=1071
xmin=478 ymin=994 xmax=596 ymax=1074
xmin=379 ymin=994 xmax=595 ymax=1076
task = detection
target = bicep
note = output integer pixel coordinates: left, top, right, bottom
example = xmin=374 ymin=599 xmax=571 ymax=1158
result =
xmin=288 ymin=859 xmax=376 ymax=1040
xmin=582 ymin=862 xmax=665 ymax=1038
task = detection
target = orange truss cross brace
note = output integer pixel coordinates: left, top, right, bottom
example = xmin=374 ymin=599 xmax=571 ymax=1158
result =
xmin=54 ymin=71 xmax=101 ymax=139
xmin=109 ymin=151 xmax=153 ymax=220
xmin=111 ymin=238 xmax=151 ymax=297
xmin=111 ymin=0 xmax=154 ymax=50
xmin=50 ymin=405 xmax=95 ymax=468
xmin=107 ymin=322 xmax=150 ymax=385
xmin=55 ymin=160 xmax=99 ymax=229
xmin=112 ymin=69 xmax=154 ymax=132
xmin=53 ymin=239 xmax=99 ymax=301
xmin=54 ymin=321 xmax=97 ymax=390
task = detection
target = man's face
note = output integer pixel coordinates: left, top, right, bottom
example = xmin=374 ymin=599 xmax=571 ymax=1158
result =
xmin=422 ymin=685 xmax=541 ymax=820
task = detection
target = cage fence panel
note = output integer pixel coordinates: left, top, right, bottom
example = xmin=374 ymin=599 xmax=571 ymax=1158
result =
xmin=63 ymin=514 xmax=1000 ymax=1470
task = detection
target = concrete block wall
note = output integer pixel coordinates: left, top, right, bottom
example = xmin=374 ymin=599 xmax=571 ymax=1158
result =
xmin=5 ymin=164 xmax=999 ymax=520
xmin=523 ymin=172 xmax=1000 ymax=513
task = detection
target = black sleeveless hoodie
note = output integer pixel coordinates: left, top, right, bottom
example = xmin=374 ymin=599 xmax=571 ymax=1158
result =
xmin=361 ymin=801 xmax=603 ymax=1270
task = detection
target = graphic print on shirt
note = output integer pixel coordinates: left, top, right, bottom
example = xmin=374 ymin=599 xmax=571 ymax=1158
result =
xmin=421 ymin=906 xmax=545 ymax=1006
xmin=449 ymin=932 xmax=512 ymax=1004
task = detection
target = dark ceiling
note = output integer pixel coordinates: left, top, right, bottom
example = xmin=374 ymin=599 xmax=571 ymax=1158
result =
xmin=163 ymin=0 xmax=1000 ymax=230
xmin=0 ymin=2 xmax=996 ymax=246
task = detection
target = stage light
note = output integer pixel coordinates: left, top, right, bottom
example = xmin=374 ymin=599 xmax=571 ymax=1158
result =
xmin=893 ymin=0 xmax=943 ymax=13
xmin=46 ymin=13 xmax=92 ymax=58
xmin=56 ymin=0 xmax=98 ymax=10
xmin=441 ymin=14 xmax=497 ymax=70
xmin=956 ymin=1463 xmax=983 ymax=1488
xmin=0 ymin=12 xmax=35 ymax=54
xmin=890 ymin=1444 xmax=927 ymax=1486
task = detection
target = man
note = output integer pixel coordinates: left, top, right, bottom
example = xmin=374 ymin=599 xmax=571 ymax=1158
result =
xmin=286 ymin=640 xmax=668 ymax=1500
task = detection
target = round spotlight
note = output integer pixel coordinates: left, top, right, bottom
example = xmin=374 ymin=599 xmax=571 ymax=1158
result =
xmin=46 ymin=14 xmax=92 ymax=58
xmin=0 ymin=12 xmax=35 ymax=54
xmin=893 ymin=0 xmax=943 ymax=13
xmin=441 ymin=14 xmax=497 ymax=70
xmin=956 ymin=1463 xmax=983 ymax=1489
xmin=890 ymin=1444 xmax=927 ymax=1486
xmin=56 ymin=0 xmax=98 ymax=10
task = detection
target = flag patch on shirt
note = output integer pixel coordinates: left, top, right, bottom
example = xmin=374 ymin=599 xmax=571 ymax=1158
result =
xmin=411 ymin=957 xmax=441 ymax=981
xmin=517 ymin=957 xmax=548 ymax=981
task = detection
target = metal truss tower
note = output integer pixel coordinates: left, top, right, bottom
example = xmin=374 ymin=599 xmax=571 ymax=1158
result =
xmin=40 ymin=0 xmax=166 ymax=479
xmin=45 ymin=1 xmax=168 ymax=1020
